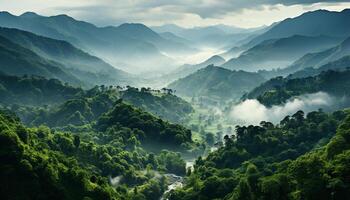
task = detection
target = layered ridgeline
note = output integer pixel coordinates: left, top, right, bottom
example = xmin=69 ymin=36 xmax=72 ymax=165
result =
xmin=160 ymin=55 xmax=226 ymax=84
xmin=0 ymin=11 xmax=195 ymax=73
xmin=23 ymin=86 xmax=193 ymax=127
xmin=0 ymin=35 xmax=82 ymax=85
xmin=0 ymin=27 xmax=131 ymax=86
xmin=0 ymin=109 xmax=191 ymax=200
xmin=0 ymin=74 xmax=205 ymax=199
xmin=0 ymin=73 xmax=194 ymax=126
xmin=152 ymin=24 xmax=266 ymax=49
xmin=286 ymin=36 xmax=350 ymax=75
xmin=168 ymin=65 xmax=265 ymax=102
xmin=246 ymin=70 xmax=350 ymax=107
xmin=0 ymin=74 xmax=198 ymax=153
xmin=244 ymin=9 xmax=350 ymax=49
xmin=221 ymin=9 xmax=350 ymax=71
xmin=221 ymin=35 xmax=343 ymax=71
xmin=168 ymin=109 xmax=350 ymax=200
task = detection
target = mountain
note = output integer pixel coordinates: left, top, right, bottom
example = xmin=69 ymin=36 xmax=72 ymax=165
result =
xmin=221 ymin=35 xmax=343 ymax=71
xmin=159 ymin=32 xmax=191 ymax=45
xmin=0 ymin=27 xmax=131 ymax=85
xmin=168 ymin=65 xmax=266 ymax=102
xmin=288 ymin=55 xmax=350 ymax=79
xmin=168 ymin=55 xmax=226 ymax=80
xmin=245 ymin=9 xmax=350 ymax=48
xmin=152 ymin=24 xmax=262 ymax=48
xmin=0 ymin=12 xmax=190 ymax=73
xmin=288 ymin=36 xmax=350 ymax=72
xmin=115 ymin=23 xmax=196 ymax=55
xmin=0 ymin=35 xmax=82 ymax=85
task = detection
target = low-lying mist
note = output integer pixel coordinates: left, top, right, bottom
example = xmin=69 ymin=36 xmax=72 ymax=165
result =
xmin=230 ymin=92 xmax=346 ymax=125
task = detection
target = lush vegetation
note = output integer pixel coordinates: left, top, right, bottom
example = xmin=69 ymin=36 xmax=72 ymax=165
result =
xmin=0 ymin=107 xmax=192 ymax=200
xmin=168 ymin=109 xmax=350 ymax=200
xmin=0 ymin=73 xmax=82 ymax=106
xmin=121 ymin=87 xmax=193 ymax=123
xmin=246 ymin=70 xmax=350 ymax=106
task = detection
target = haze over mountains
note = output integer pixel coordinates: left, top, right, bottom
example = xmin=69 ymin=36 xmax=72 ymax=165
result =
xmin=221 ymin=34 xmax=343 ymax=71
xmin=2 ymin=3 xmax=350 ymax=200
xmin=0 ymin=11 xmax=194 ymax=74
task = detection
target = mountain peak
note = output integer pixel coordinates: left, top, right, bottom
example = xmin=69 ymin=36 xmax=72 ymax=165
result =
xmin=20 ymin=12 xmax=41 ymax=18
xmin=205 ymin=55 xmax=225 ymax=64
xmin=0 ymin=11 xmax=14 ymax=17
xmin=118 ymin=23 xmax=151 ymax=31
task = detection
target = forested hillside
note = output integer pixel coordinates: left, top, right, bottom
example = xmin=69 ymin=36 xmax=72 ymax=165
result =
xmin=0 ymin=73 xmax=82 ymax=106
xmin=246 ymin=70 xmax=350 ymax=107
xmin=168 ymin=109 xmax=350 ymax=200
xmin=0 ymin=109 xmax=191 ymax=200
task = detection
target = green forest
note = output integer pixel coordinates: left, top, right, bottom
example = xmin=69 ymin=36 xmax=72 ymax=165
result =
xmin=2 ymin=5 xmax=350 ymax=200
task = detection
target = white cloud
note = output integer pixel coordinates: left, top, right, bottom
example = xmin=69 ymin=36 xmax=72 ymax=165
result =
xmin=230 ymin=92 xmax=335 ymax=125
xmin=0 ymin=0 xmax=349 ymax=28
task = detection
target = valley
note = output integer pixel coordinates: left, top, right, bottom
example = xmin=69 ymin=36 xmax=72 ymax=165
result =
xmin=1 ymin=4 xmax=350 ymax=200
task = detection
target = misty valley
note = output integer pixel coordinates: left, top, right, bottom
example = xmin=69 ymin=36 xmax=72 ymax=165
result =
xmin=1 ymin=3 xmax=350 ymax=200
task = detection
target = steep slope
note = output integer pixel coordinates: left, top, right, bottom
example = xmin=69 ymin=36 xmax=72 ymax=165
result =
xmin=222 ymin=35 xmax=343 ymax=71
xmin=246 ymin=9 xmax=350 ymax=48
xmin=0 ymin=12 xmax=181 ymax=73
xmin=289 ymin=36 xmax=350 ymax=72
xmin=115 ymin=23 xmax=196 ymax=55
xmin=289 ymin=55 xmax=350 ymax=79
xmin=0 ymin=27 xmax=131 ymax=85
xmin=168 ymin=65 xmax=266 ymax=101
xmin=0 ymin=35 xmax=81 ymax=85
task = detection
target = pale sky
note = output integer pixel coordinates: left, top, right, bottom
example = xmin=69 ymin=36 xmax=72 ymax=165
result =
xmin=1 ymin=0 xmax=350 ymax=28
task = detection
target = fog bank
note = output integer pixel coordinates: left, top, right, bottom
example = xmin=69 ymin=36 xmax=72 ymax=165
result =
xmin=230 ymin=92 xmax=338 ymax=125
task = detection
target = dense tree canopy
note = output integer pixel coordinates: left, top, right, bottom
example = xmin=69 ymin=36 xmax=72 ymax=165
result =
xmin=168 ymin=110 xmax=350 ymax=200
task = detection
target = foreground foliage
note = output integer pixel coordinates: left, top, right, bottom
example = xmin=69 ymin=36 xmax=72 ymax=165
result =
xmin=169 ymin=110 xmax=350 ymax=200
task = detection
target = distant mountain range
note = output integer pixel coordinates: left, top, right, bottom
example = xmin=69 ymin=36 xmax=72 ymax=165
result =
xmin=168 ymin=65 xmax=265 ymax=102
xmin=222 ymin=35 xmax=343 ymax=71
xmin=289 ymin=36 xmax=350 ymax=71
xmin=245 ymin=9 xmax=350 ymax=49
xmin=152 ymin=24 xmax=265 ymax=49
xmin=166 ymin=55 xmax=226 ymax=80
xmin=261 ymin=36 xmax=350 ymax=79
xmin=220 ymin=9 xmax=350 ymax=72
xmin=0 ymin=35 xmax=82 ymax=85
xmin=0 ymin=11 xmax=195 ymax=74
xmin=0 ymin=27 xmax=132 ymax=86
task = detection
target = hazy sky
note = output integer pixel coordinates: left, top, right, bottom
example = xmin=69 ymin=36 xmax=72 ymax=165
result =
xmin=1 ymin=0 xmax=350 ymax=28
